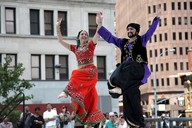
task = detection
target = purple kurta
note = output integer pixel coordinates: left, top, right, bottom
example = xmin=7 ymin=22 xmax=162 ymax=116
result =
xmin=98 ymin=17 xmax=160 ymax=85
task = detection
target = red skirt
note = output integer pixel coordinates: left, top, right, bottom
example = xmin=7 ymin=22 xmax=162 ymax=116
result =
xmin=64 ymin=64 xmax=105 ymax=125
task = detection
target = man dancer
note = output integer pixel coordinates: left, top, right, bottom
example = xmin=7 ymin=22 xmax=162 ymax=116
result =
xmin=97 ymin=10 xmax=160 ymax=127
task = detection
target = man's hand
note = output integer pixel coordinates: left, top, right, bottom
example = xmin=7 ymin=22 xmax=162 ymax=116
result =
xmin=156 ymin=5 xmax=161 ymax=18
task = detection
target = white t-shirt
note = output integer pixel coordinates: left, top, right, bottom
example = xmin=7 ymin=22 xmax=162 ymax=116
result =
xmin=43 ymin=109 xmax=57 ymax=127
xmin=117 ymin=121 xmax=129 ymax=128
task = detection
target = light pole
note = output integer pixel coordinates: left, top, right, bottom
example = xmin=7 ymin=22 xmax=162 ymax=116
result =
xmin=153 ymin=48 xmax=175 ymax=128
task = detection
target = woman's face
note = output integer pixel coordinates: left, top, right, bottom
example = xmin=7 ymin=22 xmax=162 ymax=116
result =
xmin=35 ymin=109 xmax=40 ymax=115
xmin=78 ymin=30 xmax=88 ymax=44
xmin=120 ymin=116 xmax=125 ymax=121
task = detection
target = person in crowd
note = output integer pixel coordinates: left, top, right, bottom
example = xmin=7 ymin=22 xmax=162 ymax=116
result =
xmin=43 ymin=103 xmax=57 ymax=128
xmin=0 ymin=116 xmax=13 ymax=128
xmin=30 ymin=107 xmax=44 ymax=128
xmin=104 ymin=112 xmax=116 ymax=128
xmin=58 ymin=106 xmax=71 ymax=128
xmin=19 ymin=106 xmax=33 ymax=128
xmin=117 ymin=114 xmax=129 ymax=128
xmin=56 ymin=12 xmax=105 ymax=127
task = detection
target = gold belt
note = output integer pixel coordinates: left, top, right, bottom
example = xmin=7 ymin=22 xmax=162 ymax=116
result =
xmin=78 ymin=62 xmax=94 ymax=69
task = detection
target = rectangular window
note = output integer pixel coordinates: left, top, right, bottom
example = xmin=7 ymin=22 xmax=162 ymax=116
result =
xmin=153 ymin=5 xmax=156 ymax=13
xmin=166 ymin=63 xmax=169 ymax=71
xmin=160 ymin=63 xmax=164 ymax=71
xmin=190 ymin=2 xmax=192 ymax=9
xmin=173 ymin=47 xmax=177 ymax=54
xmin=164 ymin=18 xmax=167 ymax=26
xmin=59 ymin=55 xmax=68 ymax=80
xmin=154 ymin=35 xmax=157 ymax=42
xmin=156 ymin=64 xmax=158 ymax=72
xmin=178 ymin=2 xmax=181 ymax=10
xmin=155 ymin=49 xmax=157 ymax=57
xmin=186 ymin=47 xmax=188 ymax=55
xmin=149 ymin=38 xmax=152 ymax=43
xmin=160 ymin=49 xmax=163 ymax=55
xmin=179 ymin=32 xmax=182 ymax=40
xmin=184 ymin=17 xmax=188 ymax=25
xmin=164 ymin=3 xmax=166 ymax=11
xmin=178 ymin=17 xmax=181 ymax=25
xmin=31 ymin=55 xmax=41 ymax=80
xmin=185 ymin=32 xmax=188 ymax=40
xmin=159 ymin=19 xmax=161 ymax=27
xmin=175 ymin=78 xmax=178 ymax=85
xmin=150 ymin=50 xmax=152 ymax=57
xmin=6 ymin=54 xmax=17 ymax=70
xmin=191 ymin=32 xmax=192 ymax=40
xmin=179 ymin=47 xmax=183 ymax=55
xmin=97 ymin=56 xmax=106 ymax=80
xmin=172 ymin=17 xmax=175 ymax=25
xmin=30 ymin=9 xmax=40 ymax=35
xmin=180 ymin=62 xmax=183 ymax=70
xmin=45 ymin=55 xmax=55 ymax=80
xmin=165 ymin=48 xmax=168 ymax=56
xmin=161 ymin=78 xmax=164 ymax=86
xmin=58 ymin=11 xmax=67 ymax=36
xmin=151 ymin=79 xmax=153 ymax=87
xmin=184 ymin=2 xmax=187 ymax=10
xmin=150 ymin=65 xmax=153 ymax=72
xmin=173 ymin=32 xmax=176 ymax=40
xmin=165 ymin=33 xmax=168 ymax=41
xmin=186 ymin=62 xmax=189 ymax=70
xmin=44 ymin=10 xmax=53 ymax=35
xmin=88 ymin=13 xmax=97 ymax=37
xmin=5 ymin=7 xmax=16 ymax=34
xmin=159 ymin=34 xmax=162 ymax=41
xmin=172 ymin=2 xmax=175 ymax=10
xmin=174 ymin=62 xmax=177 ymax=70
xmin=167 ymin=78 xmax=170 ymax=86
xmin=156 ymin=79 xmax=159 ymax=86
xmin=148 ymin=6 xmax=151 ymax=14
xmin=190 ymin=17 xmax=192 ymax=25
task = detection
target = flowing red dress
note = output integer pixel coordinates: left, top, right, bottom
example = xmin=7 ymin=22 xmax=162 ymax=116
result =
xmin=63 ymin=40 xmax=105 ymax=125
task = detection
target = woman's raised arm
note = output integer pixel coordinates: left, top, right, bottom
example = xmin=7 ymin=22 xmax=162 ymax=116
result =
xmin=56 ymin=18 xmax=71 ymax=50
xmin=92 ymin=12 xmax=103 ymax=45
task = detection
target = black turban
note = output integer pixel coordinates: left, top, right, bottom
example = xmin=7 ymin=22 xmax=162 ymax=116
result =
xmin=127 ymin=23 xmax=140 ymax=33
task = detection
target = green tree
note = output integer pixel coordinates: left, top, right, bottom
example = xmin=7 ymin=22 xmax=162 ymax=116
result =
xmin=0 ymin=56 xmax=35 ymax=116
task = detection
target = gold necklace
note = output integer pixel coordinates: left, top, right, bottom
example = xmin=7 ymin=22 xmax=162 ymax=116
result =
xmin=80 ymin=43 xmax=87 ymax=47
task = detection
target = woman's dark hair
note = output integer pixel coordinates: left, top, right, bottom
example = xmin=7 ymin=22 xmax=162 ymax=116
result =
xmin=35 ymin=107 xmax=41 ymax=111
xmin=76 ymin=30 xmax=89 ymax=48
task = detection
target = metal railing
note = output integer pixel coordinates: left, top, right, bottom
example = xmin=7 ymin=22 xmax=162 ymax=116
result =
xmin=145 ymin=117 xmax=192 ymax=128
xmin=0 ymin=92 xmax=25 ymax=122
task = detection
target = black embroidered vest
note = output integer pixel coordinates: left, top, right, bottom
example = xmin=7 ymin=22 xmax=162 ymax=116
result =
xmin=121 ymin=35 xmax=148 ymax=63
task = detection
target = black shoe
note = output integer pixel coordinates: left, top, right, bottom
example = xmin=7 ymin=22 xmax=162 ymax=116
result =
xmin=107 ymin=82 xmax=121 ymax=98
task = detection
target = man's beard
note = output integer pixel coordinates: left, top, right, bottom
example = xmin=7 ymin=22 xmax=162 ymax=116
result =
xmin=128 ymin=32 xmax=137 ymax=38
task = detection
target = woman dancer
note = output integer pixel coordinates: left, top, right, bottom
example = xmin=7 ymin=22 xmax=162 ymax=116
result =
xmin=57 ymin=12 xmax=105 ymax=127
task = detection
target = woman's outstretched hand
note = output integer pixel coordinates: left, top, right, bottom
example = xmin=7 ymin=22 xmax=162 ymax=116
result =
xmin=57 ymin=91 xmax=68 ymax=98
xmin=56 ymin=18 xmax=62 ymax=26
xmin=96 ymin=12 xmax=103 ymax=27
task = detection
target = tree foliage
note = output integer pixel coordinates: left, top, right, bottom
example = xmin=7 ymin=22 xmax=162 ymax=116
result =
xmin=0 ymin=56 xmax=35 ymax=115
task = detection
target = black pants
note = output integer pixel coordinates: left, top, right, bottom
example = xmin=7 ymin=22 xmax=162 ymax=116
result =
xmin=108 ymin=61 xmax=145 ymax=127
